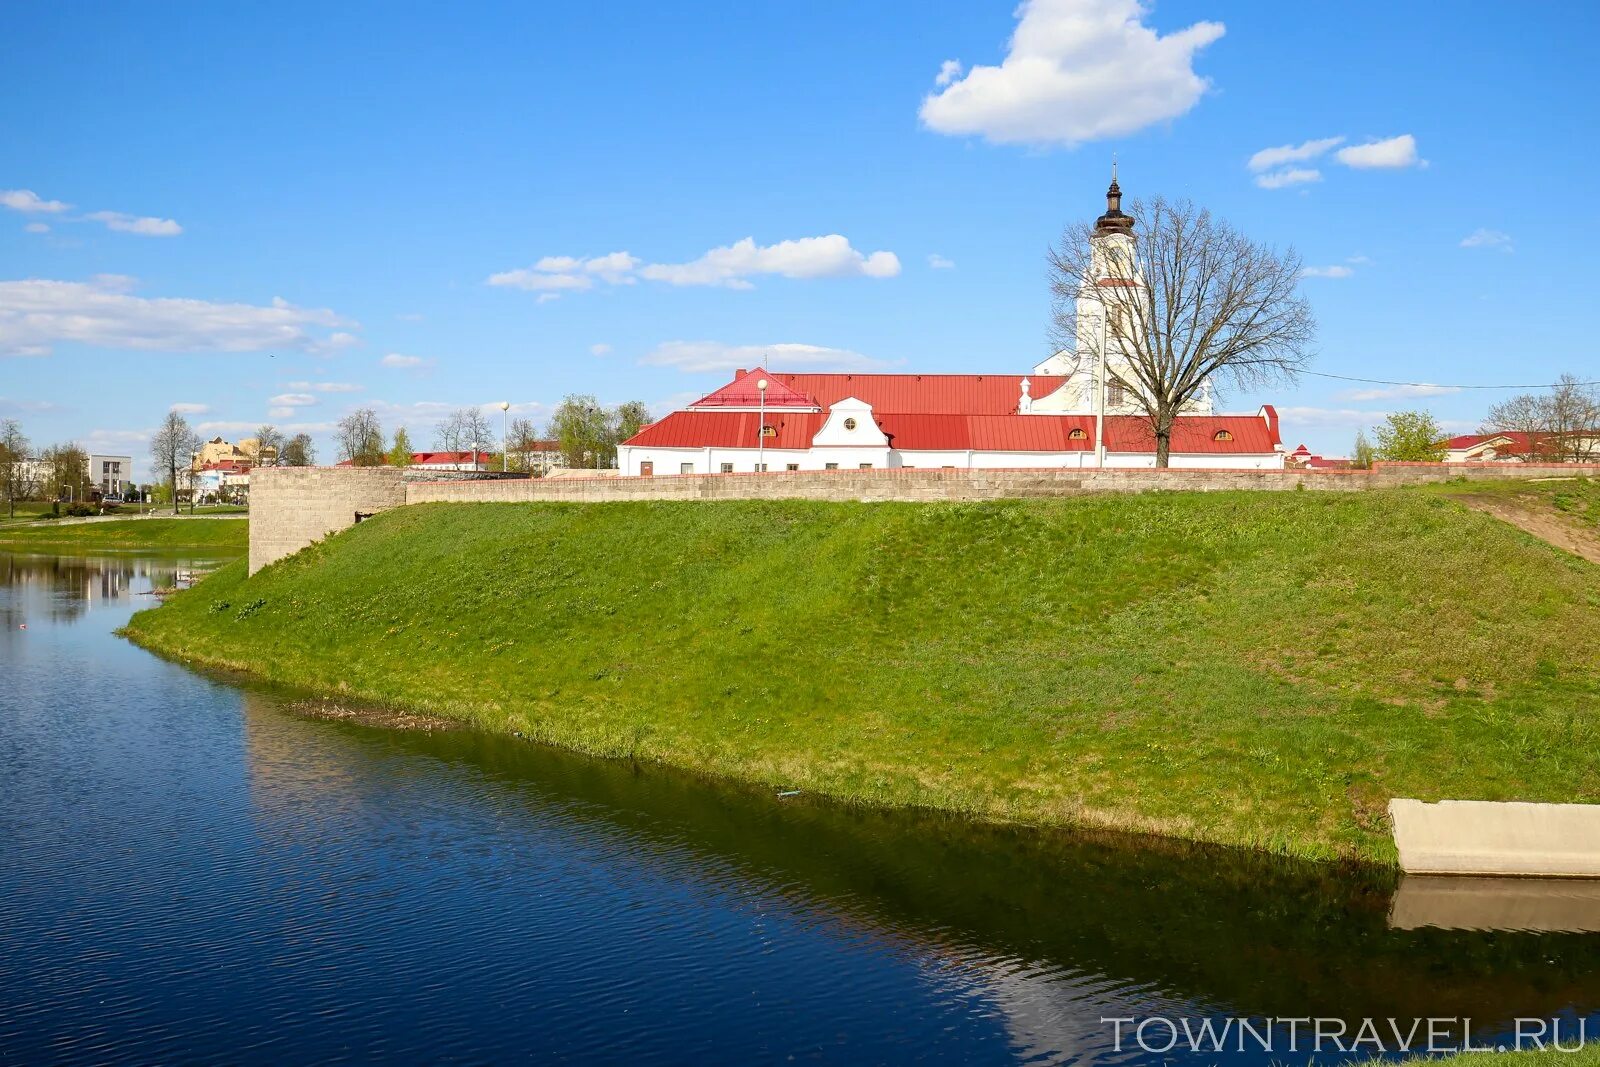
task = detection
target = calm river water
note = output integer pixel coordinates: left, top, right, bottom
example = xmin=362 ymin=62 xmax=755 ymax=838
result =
xmin=2 ymin=551 xmax=1597 ymax=1065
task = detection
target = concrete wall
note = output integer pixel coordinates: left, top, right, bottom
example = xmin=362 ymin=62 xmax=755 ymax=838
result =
xmin=1389 ymin=798 xmax=1600 ymax=878
xmin=249 ymin=467 xmax=406 ymax=574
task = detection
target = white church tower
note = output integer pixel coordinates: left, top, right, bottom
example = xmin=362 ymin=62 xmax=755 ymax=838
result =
xmin=1030 ymin=168 xmax=1214 ymax=416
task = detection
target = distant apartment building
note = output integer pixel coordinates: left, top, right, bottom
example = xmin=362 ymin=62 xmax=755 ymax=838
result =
xmin=87 ymin=454 xmax=133 ymax=495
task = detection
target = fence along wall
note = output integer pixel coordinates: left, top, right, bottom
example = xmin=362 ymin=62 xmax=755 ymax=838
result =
xmin=250 ymin=462 xmax=1598 ymax=573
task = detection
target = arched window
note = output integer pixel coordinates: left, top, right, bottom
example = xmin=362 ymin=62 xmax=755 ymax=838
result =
xmin=1068 ymin=428 xmax=1087 ymax=440
xmin=1213 ymin=429 xmax=1233 ymax=442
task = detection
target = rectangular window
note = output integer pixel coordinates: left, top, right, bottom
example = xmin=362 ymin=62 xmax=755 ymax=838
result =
xmin=859 ymin=463 xmax=872 ymax=469
xmin=825 ymin=463 xmax=839 ymax=470
xmin=680 ymin=462 xmax=694 ymax=474
xmin=719 ymin=462 xmax=733 ymax=473
xmin=756 ymin=463 xmax=768 ymax=472
xmin=786 ymin=463 xmax=799 ymax=471
xmin=1107 ymin=381 xmax=1125 ymax=407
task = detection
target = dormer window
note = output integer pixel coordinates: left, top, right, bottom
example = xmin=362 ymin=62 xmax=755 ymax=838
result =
xmin=761 ymin=425 xmax=777 ymax=438
xmin=843 ymin=418 xmax=857 ymax=431
xmin=1068 ymin=428 xmax=1087 ymax=440
xmin=1213 ymin=430 xmax=1233 ymax=442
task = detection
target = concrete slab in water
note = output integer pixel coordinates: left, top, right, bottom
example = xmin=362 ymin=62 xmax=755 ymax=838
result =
xmin=1389 ymin=798 xmax=1600 ymax=878
xmin=1389 ymin=875 xmax=1600 ymax=932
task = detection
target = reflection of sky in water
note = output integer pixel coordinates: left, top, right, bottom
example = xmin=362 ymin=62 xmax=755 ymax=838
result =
xmin=1 ymin=552 xmax=1598 ymax=1065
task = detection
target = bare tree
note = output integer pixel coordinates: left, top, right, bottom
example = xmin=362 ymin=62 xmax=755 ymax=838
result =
xmin=1048 ymin=185 xmax=1315 ymax=467
xmin=251 ymin=424 xmax=285 ymax=467
xmin=0 ymin=419 xmax=30 ymax=517
xmin=507 ymin=416 xmax=540 ymax=472
xmin=150 ymin=410 xmax=199 ymax=515
xmin=281 ymin=433 xmax=316 ymax=467
xmin=1483 ymin=374 xmax=1600 ymax=462
xmin=435 ymin=407 xmax=494 ymax=467
xmin=336 ymin=408 xmax=385 ymax=466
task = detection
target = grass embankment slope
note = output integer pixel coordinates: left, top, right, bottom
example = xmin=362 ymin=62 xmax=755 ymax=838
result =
xmin=0 ymin=517 xmax=247 ymax=552
xmin=125 ymin=483 xmax=1600 ymax=863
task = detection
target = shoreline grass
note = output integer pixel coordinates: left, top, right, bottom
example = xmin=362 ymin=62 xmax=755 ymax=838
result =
xmin=122 ymin=486 xmax=1600 ymax=864
xmin=0 ymin=516 xmax=247 ymax=552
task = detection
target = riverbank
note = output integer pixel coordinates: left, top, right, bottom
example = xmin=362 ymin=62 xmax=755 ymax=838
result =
xmin=0 ymin=516 xmax=248 ymax=552
xmin=123 ymin=485 xmax=1600 ymax=863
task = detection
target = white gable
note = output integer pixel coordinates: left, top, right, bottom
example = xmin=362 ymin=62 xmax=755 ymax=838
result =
xmin=812 ymin=397 xmax=889 ymax=447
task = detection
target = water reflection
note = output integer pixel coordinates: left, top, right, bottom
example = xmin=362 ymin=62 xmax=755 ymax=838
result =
xmin=0 ymin=552 xmax=222 ymax=629
xmin=3 ymin=550 xmax=1597 ymax=1065
xmin=237 ymin=691 xmax=1600 ymax=1060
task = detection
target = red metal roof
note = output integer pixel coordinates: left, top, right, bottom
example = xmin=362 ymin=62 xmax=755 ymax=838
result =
xmin=627 ymin=410 xmax=1279 ymax=454
xmin=410 ymin=451 xmax=488 ymax=464
xmin=689 ymin=368 xmax=819 ymax=409
xmin=625 ymin=410 xmax=827 ymax=449
xmin=764 ymin=371 xmax=1069 ymax=415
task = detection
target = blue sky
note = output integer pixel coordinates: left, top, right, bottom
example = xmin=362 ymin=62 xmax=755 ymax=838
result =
xmin=3 ymin=0 xmax=1595 ymax=474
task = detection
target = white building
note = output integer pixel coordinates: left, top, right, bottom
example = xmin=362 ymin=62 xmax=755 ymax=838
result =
xmin=618 ymin=178 xmax=1284 ymax=476
xmin=87 ymin=454 xmax=133 ymax=495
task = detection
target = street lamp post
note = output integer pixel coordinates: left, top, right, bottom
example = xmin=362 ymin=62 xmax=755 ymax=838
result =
xmin=1095 ymin=310 xmax=1108 ymax=469
xmin=499 ymin=401 xmax=510 ymax=473
xmin=756 ymin=378 xmax=768 ymax=473
xmin=62 ymin=484 xmax=73 ymax=505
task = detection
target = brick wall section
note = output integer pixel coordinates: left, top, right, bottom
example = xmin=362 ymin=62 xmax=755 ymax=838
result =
xmin=250 ymin=462 xmax=1598 ymax=572
xmin=249 ymin=467 xmax=407 ymax=574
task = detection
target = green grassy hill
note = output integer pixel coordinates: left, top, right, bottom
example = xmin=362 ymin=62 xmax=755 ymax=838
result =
xmin=124 ymin=488 xmax=1600 ymax=862
xmin=0 ymin=517 xmax=247 ymax=551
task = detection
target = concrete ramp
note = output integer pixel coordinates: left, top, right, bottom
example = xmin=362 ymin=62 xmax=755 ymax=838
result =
xmin=1389 ymin=875 xmax=1600 ymax=932
xmin=1389 ymin=798 xmax=1600 ymax=878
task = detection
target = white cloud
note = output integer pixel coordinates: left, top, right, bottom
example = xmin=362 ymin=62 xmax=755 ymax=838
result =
xmin=23 ymin=222 xmax=49 ymax=234
xmin=1346 ymin=254 xmax=1373 ymax=265
xmin=1338 ymin=383 xmax=1461 ymax=402
xmin=640 ymin=340 xmax=894 ymax=374
xmin=1278 ymin=405 xmax=1388 ymax=428
xmin=928 ymin=253 xmax=956 ymax=269
xmin=490 ymin=235 xmax=900 ymax=296
xmin=1300 ymin=265 xmax=1354 ymax=279
xmin=1254 ymin=168 xmax=1321 ymax=190
xmin=267 ymin=406 xmax=296 ymax=418
xmin=0 ymin=189 xmax=70 ymax=214
xmin=170 ymin=402 xmax=209 ymax=415
xmin=85 ymin=211 xmax=183 ymax=237
xmin=935 ymin=59 xmax=963 ymax=87
xmin=640 ymin=235 xmax=900 ymax=287
xmin=589 ymin=343 xmax=613 ymax=357
xmin=288 ymin=380 xmax=361 ymax=393
xmin=1335 ymin=134 xmax=1421 ymax=169
xmin=380 ymin=353 xmax=426 ymax=368
xmin=269 ymin=393 xmax=317 ymax=407
xmin=918 ymin=0 xmax=1225 ymax=147
xmin=199 ymin=418 xmax=332 ymax=435
xmin=1460 ymin=228 xmax=1513 ymax=252
xmin=0 ymin=276 xmax=355 ymax=357
xmin=1247 ymin=137 xmax=1343 ymax=172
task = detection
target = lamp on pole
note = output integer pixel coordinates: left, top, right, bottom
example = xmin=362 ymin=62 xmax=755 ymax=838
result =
xmin=756 ymin=378 xmax=768 ymax=473
xmin=1095 ymin=309 xmax=1107 ymax=469
xmin=499 ymin=401 xmax=510 ymax=473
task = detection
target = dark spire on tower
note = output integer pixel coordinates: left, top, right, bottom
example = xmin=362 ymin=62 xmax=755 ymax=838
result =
xmin=1094 ymin=157 xmax=1135 ymax=237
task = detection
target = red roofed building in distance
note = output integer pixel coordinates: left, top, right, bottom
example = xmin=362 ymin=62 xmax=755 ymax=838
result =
xmin=618 ymin=178 xmax=1286 ymax=475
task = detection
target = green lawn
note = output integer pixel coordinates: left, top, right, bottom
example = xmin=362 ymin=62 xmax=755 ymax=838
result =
xmin=0 ymin=516 xmax=248 ymax=551
xmin=123 ymin=485 xmax=1600 ymax=863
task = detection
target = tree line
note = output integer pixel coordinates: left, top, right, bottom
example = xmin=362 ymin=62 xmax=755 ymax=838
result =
xmin=333 ymin=396 xmax=651 ymax=470
xmin=1351 ymin=374 xmax=1599 ymax=466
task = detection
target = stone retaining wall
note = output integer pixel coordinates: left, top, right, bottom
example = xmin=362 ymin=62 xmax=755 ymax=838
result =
xmin=404 ymin=462 xmax=1595 ymax=505
xmin=249 ymin=467 xmax=407 ymax=574
xmin=249 ymin=461 xmax=1597 ymax=572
